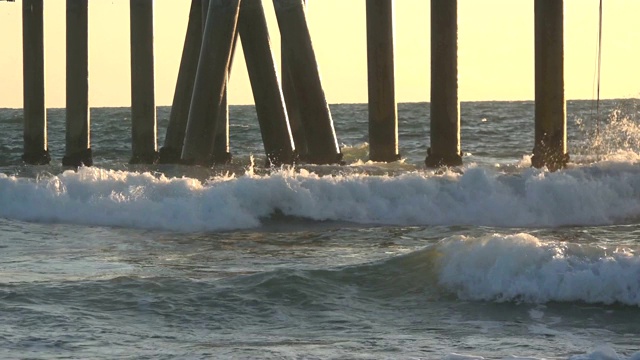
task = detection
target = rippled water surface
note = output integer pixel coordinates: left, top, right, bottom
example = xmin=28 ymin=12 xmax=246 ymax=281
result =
xmin=1 ymin=101 xmax=639 ymax=359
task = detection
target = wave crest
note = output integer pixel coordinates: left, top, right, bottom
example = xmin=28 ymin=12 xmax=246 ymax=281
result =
xmin=434 ymin=233 xmax=640 ymax=305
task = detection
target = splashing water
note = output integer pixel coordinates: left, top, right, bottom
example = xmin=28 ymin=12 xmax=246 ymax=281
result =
xmin=573 ymin=100 xmax=640 ymax=163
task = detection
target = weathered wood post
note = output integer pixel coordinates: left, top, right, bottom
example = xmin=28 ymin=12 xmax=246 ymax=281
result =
xmin=366 ymin=0 xmax=400 ymax=162
xmin=281 ymin=0 xmax=308 ymax=161
xmin=22 ymin=0 xmax=50 ymax=165
xmin=532 ymin=0 xmax=568 ymax=171
xmin=159 ymin=0 xmax=204 ymax=164
xmin=63 ymin=0 xmax=92 ymax=167
xmin=210 ymin=81 xmax=232 ymax=164
xmin=129 ymin=0 xmax=158 ymax=164
xmin=425 ymin=0 xmax=462 ymax=168
xmin=205 ymin=0 xmax=234 ymax=165
xmin=238 ymin=0 xmax=296 ymax=166
xmin=273 ymin=0 xmax=342 ymax=164
xmin=181 ymin=0 xmax=241 ymax=166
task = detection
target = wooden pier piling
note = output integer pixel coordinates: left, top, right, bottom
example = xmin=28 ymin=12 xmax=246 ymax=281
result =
xmin=129 ymin=0 xmax=158 ymax=164
xmin=21 ymin=0 xmax=50 ymax=165
xmin=9 ymin=1 xmax=582 ymax=170
xmin=532 ymin=0 xmax=568 ymax=171
xmin=181 ymin=0 xmax=240 ymax=166
xmin=238 ymin=0 xmax=296 ymax=166
xmin=159 ymin=0 xmax=204 ymax=164
xmin=281 ymin=0 xmax=308 ymax=161
xmin=204 ymin=0 xmax=234 ymax=165
xmin=425 ymin=0 xmax=462 ymax=168
xmin=274 ymin=0 xmax=342 ymax=165
xmin=281 ymin=55 xmax=307 ymax=161
xmin=366 ymin=0 xmax=400 ymax=162
xmin=210 ymin=83 xmax=232 ymax=164
xmin=63 ymin=0 xmax=92 ymax=167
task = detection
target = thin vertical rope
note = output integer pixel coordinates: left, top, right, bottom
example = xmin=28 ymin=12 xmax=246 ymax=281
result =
xmin=595 ymin=0 xmax=603 ymax=155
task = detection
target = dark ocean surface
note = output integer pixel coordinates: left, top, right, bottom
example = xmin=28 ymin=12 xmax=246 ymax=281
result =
xmin=0 ymin=101 xmax=639 ymax=359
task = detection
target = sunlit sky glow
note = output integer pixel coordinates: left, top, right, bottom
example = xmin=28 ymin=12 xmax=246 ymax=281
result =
xmin=1 ymin=0 xmax=639 ymax=108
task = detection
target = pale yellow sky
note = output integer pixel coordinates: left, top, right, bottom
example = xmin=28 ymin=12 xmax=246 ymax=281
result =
xmin=0 ymin=0 xmax=638 ymax=108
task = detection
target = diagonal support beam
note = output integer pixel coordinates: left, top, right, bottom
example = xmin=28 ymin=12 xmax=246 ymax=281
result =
xmin=238 ymin=0 xmax=296 ymax=166
xmin=273 ymin=0 xmax=342 ymax=165
xmin=159 ymin=0 xmax=204 ymax=164
xmin=281 ymin=0 xmax=308 ymax=161
xmin=204 ymin=0 xmax=235 ymax=165
xmin=181 ymin=0 xmax=241 ymax=166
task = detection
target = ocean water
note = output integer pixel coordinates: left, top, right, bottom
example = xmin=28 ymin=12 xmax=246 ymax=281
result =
xmin=0 ymin=100 xmax=639 ymax=359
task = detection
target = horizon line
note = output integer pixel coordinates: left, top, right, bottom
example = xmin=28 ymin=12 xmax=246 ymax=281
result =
xmin=1 ymin=97 xmax=637 ymax=111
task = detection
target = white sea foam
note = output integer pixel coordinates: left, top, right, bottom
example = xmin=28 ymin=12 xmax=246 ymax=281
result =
xmin=434 ymin=233 xmax=640 ymax=306
xmin=568 ymin=346 xmax=640 ymax=360
xmin=444 ymin=348 xmax=640 ymax=360
xmin=444 ymin=355 xmax=546 ymax=360
xmin=2 ymin=162 xmax=640 ymax=232
xmin=444 ymin=354 xmax=486 ymax=360
xmin=0 ymin=162 xmax=619 ymax=228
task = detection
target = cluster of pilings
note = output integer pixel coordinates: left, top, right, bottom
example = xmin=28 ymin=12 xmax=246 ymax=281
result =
xmin=16 ymin=0 xmax=568 ymax=171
